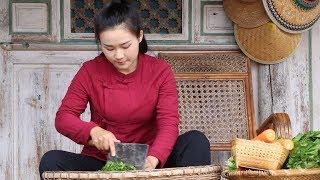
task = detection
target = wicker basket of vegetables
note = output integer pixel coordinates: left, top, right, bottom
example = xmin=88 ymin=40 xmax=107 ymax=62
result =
xmin=222 ymin=113 xmax=320 ymax=180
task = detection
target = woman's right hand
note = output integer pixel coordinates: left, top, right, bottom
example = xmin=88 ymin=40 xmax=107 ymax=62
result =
xmin=89 ymin=126 xmax=120 ymax=156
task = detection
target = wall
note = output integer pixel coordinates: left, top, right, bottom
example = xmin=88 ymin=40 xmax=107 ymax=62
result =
xmin=1 ymin=0 xmax=319 ymax=179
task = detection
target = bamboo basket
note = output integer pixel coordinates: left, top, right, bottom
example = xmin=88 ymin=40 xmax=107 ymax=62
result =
xmin=223 ymin=113 xmax=320 ymax=179
xmin=222 ymin=168 xmax=320 ymax=180
xmin=231 ymin=138 xmax=289 ymax=170
xmin=42 ymin=165 xmax=221 ymax=180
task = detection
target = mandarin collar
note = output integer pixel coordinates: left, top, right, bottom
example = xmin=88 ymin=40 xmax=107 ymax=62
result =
xmin=103 ymin=53 xmax=143 ymax=83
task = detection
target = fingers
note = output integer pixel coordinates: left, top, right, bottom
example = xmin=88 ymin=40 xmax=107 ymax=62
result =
xmin=101 ymin=136 xmax=109 ymax=150
xmin=109 ymin=135 xmax=121 ymax=156
xmin=109 ymin=138 xmax=116 ymax=156
xmin=144 ymin=160 xmax=152 ymax=171
xmin=90 ymin=128 xmax=120 ymax=152
xmin=144 ymin=156 xmax=159 ymax=171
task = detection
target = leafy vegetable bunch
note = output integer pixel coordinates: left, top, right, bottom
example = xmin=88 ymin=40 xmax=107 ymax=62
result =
xmin=101 ymin=161 xmax=136 ymax=171
xmin=286 ymin=131 xmax=320 ymax=169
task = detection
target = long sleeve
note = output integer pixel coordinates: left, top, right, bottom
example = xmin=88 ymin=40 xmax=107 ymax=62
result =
xmin=148 ymin=65 xmax=180 ymax=167
xmin=55 ymin=63 xmax=97 ymax=145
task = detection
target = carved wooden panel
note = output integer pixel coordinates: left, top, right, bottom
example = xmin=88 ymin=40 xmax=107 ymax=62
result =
xmin=11 ymin=3 xmax=48 ymax=33
xmin=13 ymin=65 xmax=81 ymax=179
xmin=0 ymin=51 xmax=97 ymax=180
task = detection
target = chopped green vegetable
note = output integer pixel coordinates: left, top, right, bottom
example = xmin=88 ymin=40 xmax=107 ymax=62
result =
xmin=101 ymin=161 xmax=136 ymax=171
xmin=286 ymin=131 xmax=320 ymax=169
xmin=226 ymin=156 xmax=237 ymax=171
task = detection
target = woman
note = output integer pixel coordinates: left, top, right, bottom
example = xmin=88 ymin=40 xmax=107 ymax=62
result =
xmin=39 ymin=0 xmax=211 ymax=178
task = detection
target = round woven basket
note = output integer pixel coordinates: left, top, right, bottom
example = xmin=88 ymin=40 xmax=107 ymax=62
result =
xmin=223 ymin=0 xmax=269 ymax=28
xmin=222 ymin=168 xmax=320 ymax=180
xmin=234 ymin=22 xmax=302 ymax=64
xmin=42 ymin=165 xmax=221 ymax=180
xmin=262 ymin=0 xmax=320 ymax=33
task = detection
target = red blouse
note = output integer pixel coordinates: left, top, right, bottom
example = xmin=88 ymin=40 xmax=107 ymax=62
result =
xmin=55 ymin=53 xmax=180 ymax=167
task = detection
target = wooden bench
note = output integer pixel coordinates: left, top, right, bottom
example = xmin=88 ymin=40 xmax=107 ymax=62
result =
xmin=43 ymin=51 xmax=292 ymax=179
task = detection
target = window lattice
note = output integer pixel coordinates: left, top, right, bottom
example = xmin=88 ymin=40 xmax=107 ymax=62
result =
xmin=70 ymin=0 xmax=182 ymax=34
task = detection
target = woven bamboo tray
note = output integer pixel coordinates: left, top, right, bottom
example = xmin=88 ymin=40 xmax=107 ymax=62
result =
xmin=43 ymin=165 xmax=221 ymax=180
xmin=222 ymin=168 xmax=320 ymax=180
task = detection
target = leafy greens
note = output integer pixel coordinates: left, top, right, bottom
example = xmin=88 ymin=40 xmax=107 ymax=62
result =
xmin=226 ymin=156 xmax=237 ymax=171
xmin=101 ymin=161 xmax=136 ymax=172
xmin=286 ymin=131 xmax=320 ymax=169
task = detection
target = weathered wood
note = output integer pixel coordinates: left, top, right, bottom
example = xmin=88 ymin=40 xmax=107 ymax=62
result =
xmin=192 ymin=0 xmax=235 ymax=45
xmin=13 ymin=65 xmax=77 ymax=179
xmin=0 ymin=0 xmax=318 ymax=179
xmin=311 ymin=24 xmax=320 ymax=130
xmin=10 ymin=0 xmax=60 ymax=43
xmin=251 ymin=61 xmax=259 ymax=126
xmin=8 ymin=51 xmax=97 ymax=180
xmin=258 ymin=33 xmax=310 ymax=136
xmin=0 ymin=48 xmax=13 ymax=180
xmin=271 ymin=33 xmax=310 ymax=135
xmin=2 ymin=43 xmax=239 ymax=51
xmin=257 ymin=64 xmax=273 ymax=126
xmin=0 ymin=0 xmax=10 ymax=42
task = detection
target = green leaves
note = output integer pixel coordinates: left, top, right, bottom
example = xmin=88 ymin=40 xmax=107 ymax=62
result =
xmin=101 ymin=161 xmax=136 ymax=172
xmin=286 ymin=131 xmax=320 ymax=169
xmin=226 ymin=156 xmax=237 ymax=171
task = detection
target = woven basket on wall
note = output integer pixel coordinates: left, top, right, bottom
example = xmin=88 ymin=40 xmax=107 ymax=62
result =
xmin=43 ymin=165 xmax=221 ymax=180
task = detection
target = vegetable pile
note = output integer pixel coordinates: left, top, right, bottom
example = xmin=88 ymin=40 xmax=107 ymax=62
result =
xmin=101 ymin=161 xmax=136 ymax=172
xmin=286 ymin=131 xmax=320 ymax=169
xmin=226 ymin=129 xmax=294 ymax=171
xmin=226 ymin=130 xmax=320 ymax=171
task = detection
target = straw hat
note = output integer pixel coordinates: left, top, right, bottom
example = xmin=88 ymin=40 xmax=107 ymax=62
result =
xmin=234 ymin=22 xmax=302 ymax=64
xmin=263 ymin=0 xmax=320 ymax=33
xmin=223 ymin=0 xmax=270 ymax=28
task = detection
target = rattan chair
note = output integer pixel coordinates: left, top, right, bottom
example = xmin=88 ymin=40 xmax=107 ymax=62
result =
xmin=43 ymin=52 xmax=292 ymax=180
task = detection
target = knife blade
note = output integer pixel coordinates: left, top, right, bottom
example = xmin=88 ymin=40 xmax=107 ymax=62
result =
xmin=108 ymin=142 xmax=149 ymax=170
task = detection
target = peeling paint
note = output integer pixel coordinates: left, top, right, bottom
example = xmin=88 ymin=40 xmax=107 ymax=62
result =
xmin=303 ymin=120 xmax=310 ymax=132
xmin=43 ymin=66 xmax=50 ymax=107
xmin=0 ymin=50 xmax=8 ymax=130
xmin=194 ymin=25 xmax=200 ymax=43
xmin=2 ymin=49 xmax=8 ymax=74
xmin=5 ymin=165 xmax=10 ymax=180
xmin=0 ymin=8 xmax=8 ymax=28
xmin=0 ymin=87 xmax=4 ymax=128
xmin=12 ymin=34 xmax=55 ymax=43
xmin=25 ymin=97 xmax=41 ymax=109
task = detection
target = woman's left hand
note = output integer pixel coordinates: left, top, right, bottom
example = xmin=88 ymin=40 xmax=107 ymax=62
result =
xmin=144 ymin=155 xmax=159 ymax=171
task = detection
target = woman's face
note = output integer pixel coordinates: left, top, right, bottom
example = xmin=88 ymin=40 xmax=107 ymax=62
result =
xmin=99 ymin=24 xmax=143 ymax=74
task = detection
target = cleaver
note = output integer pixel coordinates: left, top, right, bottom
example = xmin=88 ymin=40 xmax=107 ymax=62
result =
xmin=107 ymin=142 xmax=149 ymax=170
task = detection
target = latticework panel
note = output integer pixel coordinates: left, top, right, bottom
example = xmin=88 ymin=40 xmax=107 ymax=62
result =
xmin=159 ymin=53 xmax=248 ymax=73
xmin=159 ymin=52 xmax=254 ymax=150
xmin=177 ymin=79 xmax=249 ymax=144
xmin=70 ymin=0 xmax=182 ymax=34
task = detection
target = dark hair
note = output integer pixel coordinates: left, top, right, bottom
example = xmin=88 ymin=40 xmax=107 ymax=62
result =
xmin=94 ymin=0 xmax=148 ymax=53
